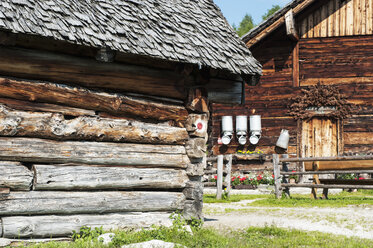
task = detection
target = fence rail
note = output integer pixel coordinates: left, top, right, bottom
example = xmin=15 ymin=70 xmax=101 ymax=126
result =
xmin=273 ymin=154 xmax=373 ymax=199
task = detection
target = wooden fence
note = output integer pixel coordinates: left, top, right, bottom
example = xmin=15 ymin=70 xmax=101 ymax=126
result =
xmin=273 ymin=154 xmax=373 ymax=199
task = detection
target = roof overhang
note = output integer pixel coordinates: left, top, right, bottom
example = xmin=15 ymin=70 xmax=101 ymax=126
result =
xmin=242 ymin=0 xmax=317 ymax=48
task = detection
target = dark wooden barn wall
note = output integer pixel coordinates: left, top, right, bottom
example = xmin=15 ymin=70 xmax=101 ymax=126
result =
xmin=212 ymin=34 xmax=373 ymax=156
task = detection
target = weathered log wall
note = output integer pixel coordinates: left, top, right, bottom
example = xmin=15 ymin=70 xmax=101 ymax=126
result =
xmin=2 ymin=213 xmax=173 ymax=238
xmin=0 ymin=46 xmax=206 ymax=238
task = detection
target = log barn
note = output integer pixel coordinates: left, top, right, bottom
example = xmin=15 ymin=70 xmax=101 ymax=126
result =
xmin=211 ymin=0 xmax=373 ymax=171
xmin=0 ymin=0 xmax=261 ymax=238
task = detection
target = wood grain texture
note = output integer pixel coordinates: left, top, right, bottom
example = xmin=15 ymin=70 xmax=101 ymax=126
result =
xmin=2 ymin=212 xmax=173 ymax=238
xmin=0 ymin=162 xmax=33 ymax=191
xmin=0 ymin=191 xmax=185 ymax=216
xmin=0 ymin=137 xmax=189 ymax=168
xmin=0 ymin=46 xmax=186 ymax=99
xmin=0 ymin=97 xmax=95 ymax=117
xmin=0 ymin=77 xmax=188 ymax=122
xmin=305 ymin=160 xmax=373 ymax=170
xmin=0 ymin=105 xmax=188 ymax=145
xmin=33 ymin=165 xmax=188 ymax=190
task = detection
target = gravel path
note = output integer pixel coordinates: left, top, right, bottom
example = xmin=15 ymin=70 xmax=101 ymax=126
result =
xmin=203 ymin=190 xmax=373 ymax=240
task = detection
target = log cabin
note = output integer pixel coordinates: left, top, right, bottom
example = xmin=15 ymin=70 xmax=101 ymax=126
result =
xmin=211 ymin=0 xmax=373 ymax=172
xmin=0 ymin=0 xmax=261 ymax=239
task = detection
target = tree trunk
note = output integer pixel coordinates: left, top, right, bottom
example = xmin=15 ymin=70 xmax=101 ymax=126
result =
xmin=33 ymin=165 xmax=188 ymax=190
xmin=0 ymin=137 xmax=189 ymax=168
xmin=0 ymin=162 xmax=33 ymax=191
xmin=2 ymin=212 xmax=172 ymax=238
xmin=0 ymin=191 xmax=185 ymax=216
xmin=0 ymin=105 xmax=188 ymax=145
xmin=0 ymin=77 xmax=188 ymax=122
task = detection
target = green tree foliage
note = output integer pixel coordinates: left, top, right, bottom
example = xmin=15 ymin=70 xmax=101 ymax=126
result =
xmin=262 ymin=4 xmax=281 ymax=21
xmin=236 ymin=14 xmax=254 ymax=37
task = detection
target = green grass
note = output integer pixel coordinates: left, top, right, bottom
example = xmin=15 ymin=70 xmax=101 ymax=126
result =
xmin=249 ymin=190 xmax=373 ymax=208
xmin=204 ymin=190 xmax=373 ymax=207
xmin=203 ymin=194 xmax=270 ymax=203
xmin=24 ymin=226 xmax=373 ymax=248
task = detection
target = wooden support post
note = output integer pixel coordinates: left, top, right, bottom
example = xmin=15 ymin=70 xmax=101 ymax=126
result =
xmin=292 ymin=42 xmax=300 ymax=87
xmin=311 ymin=162 xmax=320 ymax=199
xmin=273 ymin=154 xmax=282 ymax=199
xmin=225 ymin=155 xmax=232 ymax=198
xmin=216 ymin=155 xmax=223 ymax=200
xmin=282 ymin=155 xmax=291 ymax=198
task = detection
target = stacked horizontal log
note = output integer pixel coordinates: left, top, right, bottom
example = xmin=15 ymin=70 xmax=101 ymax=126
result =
xmin=0 ymin=75 xmax=193 ymax=238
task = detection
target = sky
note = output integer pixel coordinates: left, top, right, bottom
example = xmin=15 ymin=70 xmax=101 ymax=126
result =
xmin=214 ymin=0 xmax=292 ymax=26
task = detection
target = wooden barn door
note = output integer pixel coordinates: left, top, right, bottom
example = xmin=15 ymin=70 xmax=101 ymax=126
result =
xmin=302 ymin=118 xmax=338 ymax=158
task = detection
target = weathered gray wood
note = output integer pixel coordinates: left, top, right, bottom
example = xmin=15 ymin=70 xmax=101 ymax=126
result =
xmin=216 ymin=155 xmax=223 ymax=200
xmin=273 ymin=154 xmax=282 ymax=199
xmin=185 ymin=138 xmax=206 ymax=159
xmin=186 ymin=156 xmax=206 ymax=176
xmin=33 ymin=165 xmax=188 ymax=190
xmin=0 ymin=188 xmax=10 ymax=194
xmin=185 ymin=114 xmax=208 ymax=138
xmin=0 ymin=162 xmax=33 ymax=190
xmin=0 ymin=191 xmax=185 ymax=216
xmin=183 ymin=180 xmax=203 ymax=201
xmin=0 ymin=105 xmax=188 ymax=144
xmin=0 ymin=137 xmax=189 ymax=168
xmin=2 ymin=212 xmax=172 ymax=238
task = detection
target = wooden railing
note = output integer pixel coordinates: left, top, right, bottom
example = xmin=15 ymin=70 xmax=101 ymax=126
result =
xmin=273 ymin=154 xmax=373 ymax=199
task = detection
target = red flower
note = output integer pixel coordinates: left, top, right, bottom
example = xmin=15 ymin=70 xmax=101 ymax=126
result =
xmin=359 ymin=177 xmax=364 ymax=180
xmin=214 ymin=175 xmax=217 ymax=180
xmin=272 ymin=174 xmax=274 ymax=178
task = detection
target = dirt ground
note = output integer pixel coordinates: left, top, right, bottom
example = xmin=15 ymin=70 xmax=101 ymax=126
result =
xmin=203 ymin=189 xmax=373 ymax=240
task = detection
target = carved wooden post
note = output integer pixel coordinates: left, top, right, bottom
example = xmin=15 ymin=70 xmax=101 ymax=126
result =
xmin=273 ymin=154 xmax=282 ymax=199
xmin=216 ymin=155 xmax=223 ymax=200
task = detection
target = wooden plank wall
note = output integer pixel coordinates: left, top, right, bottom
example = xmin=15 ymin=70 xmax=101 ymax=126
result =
xmin=211 ymin=28 xmax=299 ymax=156
xmin=213 ymin=33 xmax=373 ymax=160
xmin=299 ymin=0 xmax=373 ymax=38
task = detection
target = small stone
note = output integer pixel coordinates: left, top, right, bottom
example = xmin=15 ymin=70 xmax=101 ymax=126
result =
xmin=121 ymin=239 xmax=186 ymax=248
xmin=98 ymin=233 xmax=115 ymax=245
xmin=0 ymin=238 xmax=12 ymax=247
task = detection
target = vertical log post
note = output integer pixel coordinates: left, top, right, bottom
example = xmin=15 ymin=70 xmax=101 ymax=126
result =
xmin=216 ymin=155 xmax=223 ymax=199
xmin=224 ymin=155 xmax=232 ymax=198
xmin=273 ymin=154 xmax=282 ymax=199
xmin=282 ymin=154 xmax=290 ymax=198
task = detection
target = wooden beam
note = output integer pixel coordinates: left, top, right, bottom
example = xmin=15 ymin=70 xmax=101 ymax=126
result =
xmin=0 ymin=77 xmax=188 ymax=122
xmin=2 ymin=213 xmax=172 ymax=238
xmin=0 ymin=97 xmax=95 ymax=117
xmin=0 ymin=137 xmax=189 ymax=168
xmin=0 ymin=104 xmax=188 ymax=145
xmin=0 ymin=191 xmax=185 ymax=216
xmin=292 ymin=42 xmax=300 ymax=87
xmin=285 ymin=10 xmax=299 ymax=41
xmin=282 ymin=183 xmax=373 ymax=189
xmin=305 ymin=160 xmax=373 ymax=171
xmin=33 ymin=165 xmax=188 ymax=190
xmin=0 ymin=188 xmax=10 ymax=194
xmin=0 ymin=46 xmax=186 ymax=99
xmin=246 ymin=0 xmax=316 ymax=47
xmin=0 ymin=162 xmax=33 ymax=191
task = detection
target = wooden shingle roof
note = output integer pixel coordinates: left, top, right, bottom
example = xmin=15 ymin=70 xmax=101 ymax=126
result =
xmin=0 ymin=0 xmax=261 ymax=76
